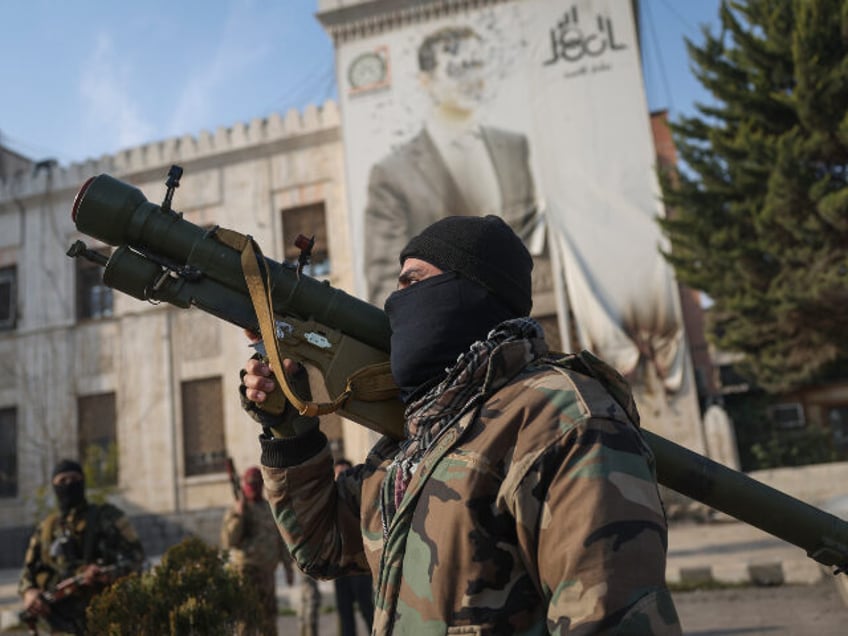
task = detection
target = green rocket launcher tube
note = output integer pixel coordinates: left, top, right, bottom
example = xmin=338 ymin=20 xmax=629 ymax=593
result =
xmin=68 ymin=170 xmax=848 ymax=575
xmin=69 ymin=170 xmax=404 ymax=438
xmin=71 ymin=173 xmax=391 ymax=350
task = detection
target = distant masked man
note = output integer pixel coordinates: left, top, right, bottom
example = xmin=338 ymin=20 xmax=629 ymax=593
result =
xmin=221 ymin=466 xmax=294 ymax=636
xmin=19 ymin=459 xmax=145 ymax=635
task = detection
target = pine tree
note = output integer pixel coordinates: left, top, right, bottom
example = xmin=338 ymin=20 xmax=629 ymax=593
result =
xmin=659 ymin=0 xmax=848 ymax=393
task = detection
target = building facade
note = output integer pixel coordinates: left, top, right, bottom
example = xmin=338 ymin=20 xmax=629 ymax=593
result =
xmin=0 ymin=105 xmax=359 ymax=563
xmin=0 ymin=104 xmax=706 ymax=567
xmin=0 ymin=0 xmax=727 ymax=564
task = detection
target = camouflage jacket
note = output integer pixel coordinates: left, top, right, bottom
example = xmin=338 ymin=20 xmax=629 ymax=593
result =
xmin=221 ymin=497 xmax=293 ymax=574
xmin=259 ymin=320 xmax=681 ymax=635
xmin=18 ymin=501 xmax=145 ymax=597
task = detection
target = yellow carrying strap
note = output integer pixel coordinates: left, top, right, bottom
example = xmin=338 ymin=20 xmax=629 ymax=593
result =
xmin=215 ymin=227 xmax=374 ymax=417
xmin=345 ymin=361 xmax=399 ymax=402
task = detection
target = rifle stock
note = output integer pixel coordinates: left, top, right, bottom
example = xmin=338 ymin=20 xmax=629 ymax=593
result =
xmin=67 ymin=167 xmax=848 ymax=575
xmin=225 ymin=457 xmax=242 ymax=502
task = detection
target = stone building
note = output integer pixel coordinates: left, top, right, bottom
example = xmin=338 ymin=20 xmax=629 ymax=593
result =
xmin=0 ymin=95 xmax=569 ymax=565
xmin=0 ymin=104 xmax=361 ymax=564
xmin=0 ymin=0 xmax=726 ymax=564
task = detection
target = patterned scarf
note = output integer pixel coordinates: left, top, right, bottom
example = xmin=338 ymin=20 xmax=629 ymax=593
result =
xmin=380 ymin=318 xmax=546 ymax=533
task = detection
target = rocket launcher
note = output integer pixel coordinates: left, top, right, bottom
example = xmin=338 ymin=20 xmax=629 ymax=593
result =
xmin=68 ymin=165 xmax=404 ymax=439
xmin=68 ymin=167 xmax=848 ymax=576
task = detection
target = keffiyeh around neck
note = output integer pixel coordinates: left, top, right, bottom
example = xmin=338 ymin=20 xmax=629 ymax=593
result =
xmin=380 ymin=318 xmax=546 ymax=531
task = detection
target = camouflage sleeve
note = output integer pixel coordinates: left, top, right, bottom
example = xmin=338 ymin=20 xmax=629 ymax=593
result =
xmin=261 ymin=439 xmax=369 ymax=580
xmin=276 ymin=526 xmax=294 ymax=571
xmin=98 ymin=505 xmax=145 ymax=574
xmin=17 ymin=523 xmax=47 ymax=595
xmin=220 ymin=504 xmax=245 ymax=549
xmin=512 ymin=416 xmax=680 ymax=634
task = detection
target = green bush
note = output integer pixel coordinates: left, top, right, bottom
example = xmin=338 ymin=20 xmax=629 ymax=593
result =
xmin=86 ymin=536 xmax=262 ymax=635
xmin=725 ymin=392 xmax=839 ymax=470
xmin=749 ymin=427 xmax=838 ymax=469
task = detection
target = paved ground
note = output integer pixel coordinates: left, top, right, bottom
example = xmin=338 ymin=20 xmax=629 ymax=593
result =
xmin=666 ymin=517 xmax=827 ymax=587
xmin=0 ymin=518 xmax=844 ymax=633
xmin=673 ymin=577 xmax=848 ymax=635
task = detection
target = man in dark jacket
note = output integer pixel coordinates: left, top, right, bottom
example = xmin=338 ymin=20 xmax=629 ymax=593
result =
xmin=19 ymin=459 xmax=145 ymax=635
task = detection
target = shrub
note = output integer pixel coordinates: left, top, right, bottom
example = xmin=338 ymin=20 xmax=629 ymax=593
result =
xmin=86 ymin=536 xmax=262 ymax=635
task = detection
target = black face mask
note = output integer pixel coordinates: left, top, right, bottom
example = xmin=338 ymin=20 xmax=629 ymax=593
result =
xmin=384 ymin=272 xmax=513 ymax=403
xmin=54 ymin=480 xmax=85 ymax=515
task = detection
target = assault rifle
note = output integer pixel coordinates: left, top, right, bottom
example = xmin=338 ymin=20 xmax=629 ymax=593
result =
xmin=19 ymin=563 xmax=121 ymax=635
xmin=225 ymin=456 xmax=242 ymax=502
xmin=67 ymin=167 xmax=848 ymax=579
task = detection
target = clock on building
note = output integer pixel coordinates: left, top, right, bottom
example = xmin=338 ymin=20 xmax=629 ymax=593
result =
xmin=348 ymin=49 xmax=388 ymax=92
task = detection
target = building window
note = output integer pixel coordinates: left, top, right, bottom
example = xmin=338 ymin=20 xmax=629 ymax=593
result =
xmin=281 ymin=202 xmax=331 ymax=276
xmin=770 ymin=402 xmax=805 ymax=429
xmin=76 ymin=249 xmax=113 ymax=320
xmin=718 ymin=364 xmax=750 ymax=395
xmin=78 ymin=393 xmax=118 ymax=486
xmin=828 ymin=406 xmax=848 ymax=456
xmin=181 ymin=377 xmax=227 ymax=476
xmin=0 ymin=407 xmax=17 ymax=498
xmin=0 ymin=266 xmax=17 ymax=330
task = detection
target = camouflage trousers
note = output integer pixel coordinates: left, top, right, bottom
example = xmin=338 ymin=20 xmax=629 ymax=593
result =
xmin=299 ymin=575 xmax=321 ymax=636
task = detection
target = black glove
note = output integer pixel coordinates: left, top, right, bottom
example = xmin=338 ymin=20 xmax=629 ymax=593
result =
xmin=239 ymin=356 xmax=319 ymax=438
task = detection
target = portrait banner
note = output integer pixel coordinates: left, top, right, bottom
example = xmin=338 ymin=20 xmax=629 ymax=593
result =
xmin=335 ymin=0 xmax=703 ymax=449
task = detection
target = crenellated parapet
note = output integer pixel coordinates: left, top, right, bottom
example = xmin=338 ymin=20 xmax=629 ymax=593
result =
xmin=0 ymin=101 xmax=340 ymax=202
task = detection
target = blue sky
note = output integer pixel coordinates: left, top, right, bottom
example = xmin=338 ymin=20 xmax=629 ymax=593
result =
xmin=0 ymin=0 xmax=722 ymax=166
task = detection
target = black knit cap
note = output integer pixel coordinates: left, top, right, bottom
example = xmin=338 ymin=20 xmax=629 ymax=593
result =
xmin=399 ymin=215 xmax=533 ymax=316
xmin=52 ymin=459 xmax=83 ymax=479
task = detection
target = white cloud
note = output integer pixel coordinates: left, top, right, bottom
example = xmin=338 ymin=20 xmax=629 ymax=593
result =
xmin=167 ymin=2 xmax=273 ymax=135
xmin=78 ymin=33 xmax=157 ymax=157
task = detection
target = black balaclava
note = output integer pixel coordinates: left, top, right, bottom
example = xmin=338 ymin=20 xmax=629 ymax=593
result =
xmin=385 ymin=215 xmax=533 ymax=403
xmin=52 ymin=459 xmax=86 ymax=515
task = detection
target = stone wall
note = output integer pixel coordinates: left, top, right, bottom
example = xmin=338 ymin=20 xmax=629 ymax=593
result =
xmin=0 ymin=103 xmax=342 ymax=202
xmin=748 ymin=462 xmax=848 ymax=507
xmin=662 ymin=461 xmax=848 ymax=523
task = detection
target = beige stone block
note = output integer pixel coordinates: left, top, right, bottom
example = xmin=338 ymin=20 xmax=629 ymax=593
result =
xmin=712 ymin=561 xmax=750 ymax=584
xmin=783 ymin=559 xmax=825 ymax=585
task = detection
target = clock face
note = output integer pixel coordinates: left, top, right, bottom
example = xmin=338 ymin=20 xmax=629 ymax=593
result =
xmin=348 ymin=51 xmax=387 ymax=90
